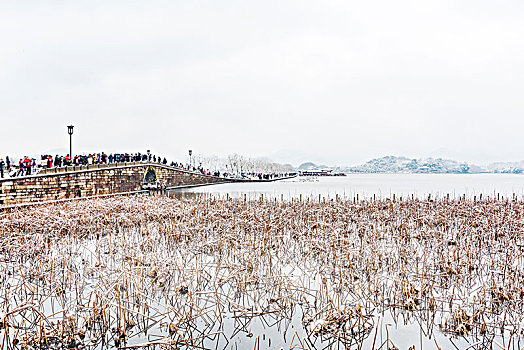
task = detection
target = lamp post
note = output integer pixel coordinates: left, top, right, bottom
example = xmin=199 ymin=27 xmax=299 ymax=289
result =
xmin=67 ymin=125 xmax=74 ymax=159
xmin=188 ymin=150 xmax=193 ymax=168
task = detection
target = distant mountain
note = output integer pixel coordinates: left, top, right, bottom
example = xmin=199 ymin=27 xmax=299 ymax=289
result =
xmin=298 ymin=162 xmax=329 ymax=171
xmin=337 ymin=156 xmax=487 ymax=174
xmin=294 ymin=156 xmax=524 ymax=174
xmin=487 ymin=161 xmax=524 ymax=174
xmin=268 ymin=149 xmax=330 ymax=168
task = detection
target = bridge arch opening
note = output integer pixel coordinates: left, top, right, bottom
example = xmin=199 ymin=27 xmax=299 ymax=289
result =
xmin=143 ymin=167 xmax=157 ymax=187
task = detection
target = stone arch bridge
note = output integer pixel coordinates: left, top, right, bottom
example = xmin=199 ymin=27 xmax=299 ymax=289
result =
xmin=0 ymin=162 xmax=284 ymax=207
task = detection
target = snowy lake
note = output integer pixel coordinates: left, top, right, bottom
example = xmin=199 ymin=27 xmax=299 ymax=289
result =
xmin=174 ymin=173 xmax=524 ymax=200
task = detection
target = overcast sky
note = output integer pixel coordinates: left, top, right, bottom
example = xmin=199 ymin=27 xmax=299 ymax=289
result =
xmin=1 ymin=1 xmax=523 ymax=166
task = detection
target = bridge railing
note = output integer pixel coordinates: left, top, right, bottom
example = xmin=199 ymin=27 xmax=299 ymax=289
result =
xmin=6 ymin=162 xmax=297 ymax=183
xmin=30 ymin=162 xmax=224 ymax=180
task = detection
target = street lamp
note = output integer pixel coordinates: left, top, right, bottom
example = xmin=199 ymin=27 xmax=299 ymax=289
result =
xmin=67 ymin=125 xmax=74 ymax=159
xmin=188 ymin=150 xmax=192 ymax=168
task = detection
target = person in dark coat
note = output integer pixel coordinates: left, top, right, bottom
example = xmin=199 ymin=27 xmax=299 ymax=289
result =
xmin=16 ymin=159 xmax=23 ymax=176
xmin=0 ymin=158 xmax=4 ymax=178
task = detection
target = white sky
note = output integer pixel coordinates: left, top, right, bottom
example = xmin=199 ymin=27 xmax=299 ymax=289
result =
xmin=1 ymin=1 xmax=523 ymax=166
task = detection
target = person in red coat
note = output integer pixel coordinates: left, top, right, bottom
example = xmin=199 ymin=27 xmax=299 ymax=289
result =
xmin=23 ymin=157 xmax=32 ymax=175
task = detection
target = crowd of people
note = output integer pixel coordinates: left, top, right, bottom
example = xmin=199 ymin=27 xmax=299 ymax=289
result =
xmin=0 ymin=156 xmax=42 ymax=177
xmin=0 ymin=152 xmax=220 ymax=179
xmin=0 ymin=152 xmax=294 ymax=180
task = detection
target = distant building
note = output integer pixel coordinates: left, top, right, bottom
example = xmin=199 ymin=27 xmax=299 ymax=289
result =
xmin=299 ymin=169 xmax=345 ymax=176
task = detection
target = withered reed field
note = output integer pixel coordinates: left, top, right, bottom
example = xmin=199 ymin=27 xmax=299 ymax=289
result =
xmin=0 ymin=195 xmax=523 ymax=349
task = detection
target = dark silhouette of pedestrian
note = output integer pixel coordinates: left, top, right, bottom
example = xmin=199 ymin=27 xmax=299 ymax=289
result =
xmin=16 ymin=159 xmax=23 ymax=177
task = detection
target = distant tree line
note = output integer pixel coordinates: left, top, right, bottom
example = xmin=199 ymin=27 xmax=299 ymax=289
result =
xmin=190 ymin=153 xmax=295 ymax=175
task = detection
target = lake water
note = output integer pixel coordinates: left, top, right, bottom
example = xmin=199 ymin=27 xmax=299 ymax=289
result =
xmin=176 ymin=173 xmax=524 ymax=200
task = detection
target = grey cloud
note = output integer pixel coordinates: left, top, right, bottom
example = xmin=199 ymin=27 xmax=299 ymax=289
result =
xmin=1 ymin=1 xmax=523 ymax=166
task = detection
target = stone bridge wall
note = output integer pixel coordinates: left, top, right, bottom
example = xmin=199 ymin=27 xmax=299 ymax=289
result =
xmin=0 ymin=162 xmax=228 ymax=207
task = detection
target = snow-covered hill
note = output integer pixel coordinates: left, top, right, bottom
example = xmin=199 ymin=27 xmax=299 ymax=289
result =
xmin=487 ymin=161 xmax=524 ymax=174
xmin=336 ymin=156 xmax=487 ymax=174
xmin=298 ymin=156 xmax=524 ymax=174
